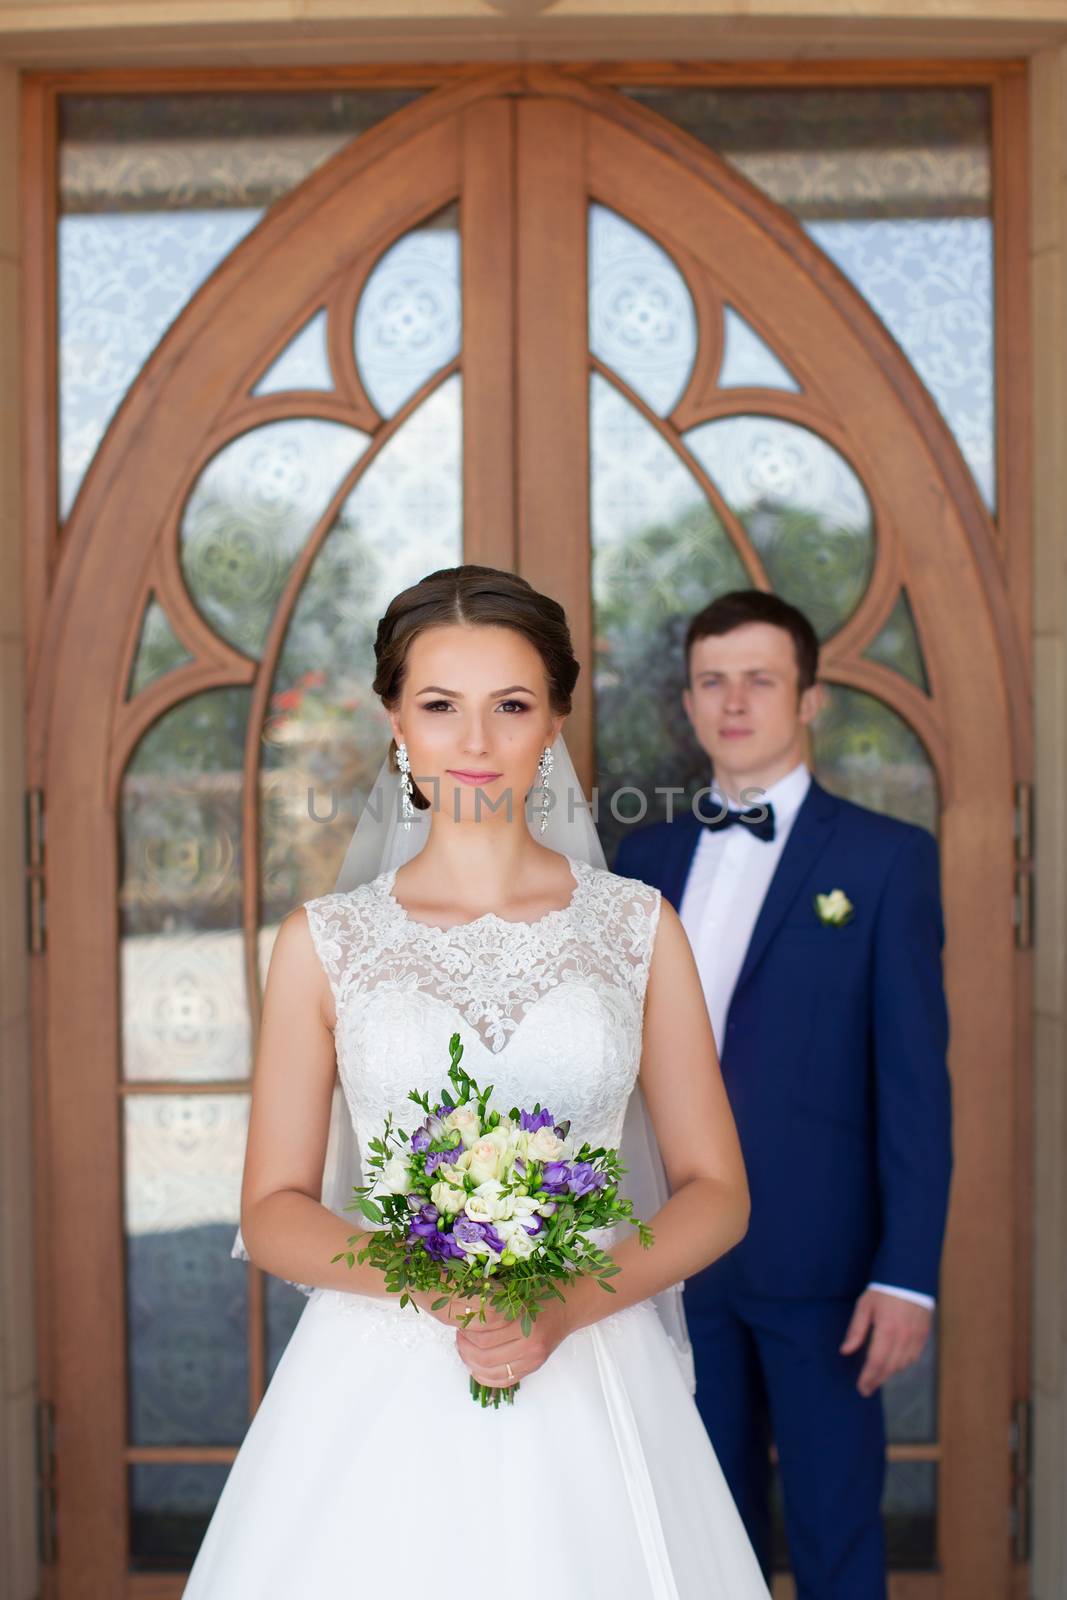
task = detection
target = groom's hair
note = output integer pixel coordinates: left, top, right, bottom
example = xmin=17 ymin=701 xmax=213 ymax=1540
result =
xmin=685 ymin=591 xmax=819 ymax=693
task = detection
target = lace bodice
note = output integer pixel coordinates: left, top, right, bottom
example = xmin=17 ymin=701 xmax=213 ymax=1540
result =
xmin=304 ymin=855 xmax=662 ymax=1177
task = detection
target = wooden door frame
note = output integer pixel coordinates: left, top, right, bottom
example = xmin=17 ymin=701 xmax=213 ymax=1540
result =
xmin=21 ymin=61 xmax=1031 ymax=1600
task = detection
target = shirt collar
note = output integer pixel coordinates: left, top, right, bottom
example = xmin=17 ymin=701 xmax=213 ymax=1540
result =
xmin=710 ymin=761 xmax=811 ymax=830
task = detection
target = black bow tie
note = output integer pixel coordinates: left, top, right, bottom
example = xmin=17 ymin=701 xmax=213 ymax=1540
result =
xmin=699 ymin=803 xmax=776 ymax=844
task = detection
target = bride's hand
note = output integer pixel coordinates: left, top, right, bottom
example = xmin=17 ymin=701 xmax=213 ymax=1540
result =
xmin=455 ymin=1301 xmax=572 ymax=1389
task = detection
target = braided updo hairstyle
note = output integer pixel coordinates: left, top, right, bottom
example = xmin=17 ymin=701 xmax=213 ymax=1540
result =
xmin=372 ymin=565 xmax=580 ymax=811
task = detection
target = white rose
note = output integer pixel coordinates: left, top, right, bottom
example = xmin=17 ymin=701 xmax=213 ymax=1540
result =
xmin=464 ymin=1192 xmax=496 ymax=1224
xmin=466 ymin=1179 xmax=515 ymax=1221
xmin=442 ymin=1105 xmax=482 ymax=1149
xmin=815 ymin=888 xmax=855 ymax=926
xmin=498 ymin=1220 xmax=538 ymax=1260
xmin=467 ymin=1137 xmax=502 ymax=1185
xmin=510 ymin=1195 xmax=541 ymax=1225
xmin=436 ymin=1160 xmax=467 ymax=1186
xmin=379 ymin=1154 xmax=412 ymax=1195
xmin=526 ymin=1126 xmax=573 ymax=1163
xmin=430 ymin=1180 xmax=467 ymax=1216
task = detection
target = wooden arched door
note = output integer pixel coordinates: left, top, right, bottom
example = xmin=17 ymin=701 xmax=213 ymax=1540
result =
xmin=29 ymin=69 xmax=1028 ymax=1599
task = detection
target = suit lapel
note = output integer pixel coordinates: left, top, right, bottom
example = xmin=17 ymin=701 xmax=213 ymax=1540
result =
xmin=730 ymin=780 xmax=841 ymax=1003
xmin=661 ymin=815 xmax=703 ymax=911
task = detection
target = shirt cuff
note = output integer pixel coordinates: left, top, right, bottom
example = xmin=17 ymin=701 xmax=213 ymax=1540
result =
xmin=867 ymin=1281 xmax=936 ymax=1311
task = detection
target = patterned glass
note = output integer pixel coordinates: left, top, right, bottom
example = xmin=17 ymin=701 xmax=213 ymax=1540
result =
xmin=354 ymin=204 xmax=461 ymax=417
xmin=719 ymin=306 xmax=800 ymax=392
xmin=260 ymin=375 xmax=463 ymax=927
xmin=684 ymin=415 xmax=874 ymax=640
xmin=253 ymin=309 xmax=333 ymax=396
xmin=883 ymin=1462 xmax=938 ymax=1568
xmin=58 ymin=90 xmax=420 ymax=517
xmin=864 ymin=588 xmax=931 ymax=694
xmin=179 ymin=418 xmax=370 ymax=659
xmin=129 ymin=1463 xmax=232 ymax=1572
xmin=590 ymin=372 xmax=748 ymax=862
xmin=124 ymin=1094 xmax=250 ymax=1446
xmin=624 ymin=87 xmax=994 ymax=507
xmin=812 ymin=686 xmax=939 ymax=836
xmin=120 ymin=688 xmax=250 ymax=1081
xmin=884 ymin=1315 xmax=939 ymax=1445
xmin=126 ymin=594 xmax=193 ymax=700
xmin=589 ymin=204 xmax=697 ymax=416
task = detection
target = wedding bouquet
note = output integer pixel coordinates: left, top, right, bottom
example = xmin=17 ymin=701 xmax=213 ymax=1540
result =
xmin=332 ymin=1032 xmax=653 ymax=1407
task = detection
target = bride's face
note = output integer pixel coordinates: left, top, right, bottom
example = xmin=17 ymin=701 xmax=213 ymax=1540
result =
xmin=389 ymin=624 xmax=565 ymax=825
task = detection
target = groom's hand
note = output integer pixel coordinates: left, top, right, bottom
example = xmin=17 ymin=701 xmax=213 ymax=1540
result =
xmin=840 ymin=1288 xmax=933 ymax=1398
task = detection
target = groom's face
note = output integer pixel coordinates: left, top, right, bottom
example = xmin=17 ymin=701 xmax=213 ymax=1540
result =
xmin=683 ymin=622 xmax=821 ymax=782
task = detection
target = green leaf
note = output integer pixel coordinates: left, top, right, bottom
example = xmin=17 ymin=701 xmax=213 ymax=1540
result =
xmin=358 ymin=1195 xmax=384 ymax=1224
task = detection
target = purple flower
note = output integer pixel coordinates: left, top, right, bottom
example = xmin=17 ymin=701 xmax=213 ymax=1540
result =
xmin=452 ymin=1218 xmax=506 ymax=1257
xmin=421 ymin=1229 xmax=465 ymax=1262
xmin=407 ymin=1204 xmax=440 ymax=1239
xmin=424 ymin=1147 xmax=457 ymax=1177
xmin=566 ymin=1162 xmax=605 ymax=1198
xmin=519 ymin=1107 xmax=555 ymax=1133
xmin=541 ymin=1161 xmax=572 ymax=1195
xmin=411 ymin=1127 xmax=431 ymax=1155
xmin=524 ymin=1214 xmax=544 ymax=1237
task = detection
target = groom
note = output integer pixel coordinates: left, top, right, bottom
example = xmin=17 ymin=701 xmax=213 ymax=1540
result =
xmin=614 ymin=590 xmax=952 ymax=1599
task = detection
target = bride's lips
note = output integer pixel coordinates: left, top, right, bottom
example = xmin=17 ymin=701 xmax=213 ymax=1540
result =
xmin=447 ymin=769 xmax=503 ymax=785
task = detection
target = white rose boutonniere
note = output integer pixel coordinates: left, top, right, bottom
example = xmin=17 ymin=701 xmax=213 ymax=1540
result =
xmin=814 ymin=888 xmax=854 ymax=927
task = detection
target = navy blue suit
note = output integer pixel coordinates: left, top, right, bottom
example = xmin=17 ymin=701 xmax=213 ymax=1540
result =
xmin=615 ymin=779 xmax=952 ymax=1597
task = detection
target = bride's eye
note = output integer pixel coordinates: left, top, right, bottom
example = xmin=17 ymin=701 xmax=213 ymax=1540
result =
xmin=497 ymin=700 xmax=530 ymax=714
xmin=422 ymin=700 xmax=454 ymax=713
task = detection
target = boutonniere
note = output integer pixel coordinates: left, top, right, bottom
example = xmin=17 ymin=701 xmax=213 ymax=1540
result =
xmin=814 ymin=889 xmax=854 ymax=927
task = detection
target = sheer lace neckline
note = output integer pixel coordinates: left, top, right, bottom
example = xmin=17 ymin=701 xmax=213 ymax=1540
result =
xmin=375 ymin=853 xmax=587 ymax=936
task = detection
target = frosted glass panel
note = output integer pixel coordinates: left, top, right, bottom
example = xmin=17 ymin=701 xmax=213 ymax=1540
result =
xmin=126 ymin=595 xmax=192 ymax=700
xmin=253 ymin=310 xmax=332 ymax=395
xmin=589 ymin=204 xmax=697 ymax=416
xmin=354 ymin=204 xmax=461 ymax=417
xmin=720 ymin=306 xmax=800 ymax=392
xmin=59 ymin=90 xmax=420 ymax=518
xmin=864 ymin=588 xmax=930 ymax=693
xmin=260 ymin=375 xmax=464 ymax=918
xmin=125 ymin=1094 xmax=250 ymax=1446
xmin=590 ymin=373 xmax=748 ymax=862
xmin=813 ymin=685 xmax=938 ymax=834
xmin=180 ymin=418 xmax=370 ymax=658
xmin=120 ymin=688 xmax=251 ymax=1080
xmin=625 ymin=86 xmax=995 ymax=507
xmin=685 ymin=414 xmax=874 ymax=640
xmin=129 ymin=1463 xmax=231 ymax=1572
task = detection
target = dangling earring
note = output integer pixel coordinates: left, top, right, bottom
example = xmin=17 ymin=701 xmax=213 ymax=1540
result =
xmin=537 ymin=744 xmax=554 ymax=835
xmin=396 ymin=741 xmax=416 ymax=830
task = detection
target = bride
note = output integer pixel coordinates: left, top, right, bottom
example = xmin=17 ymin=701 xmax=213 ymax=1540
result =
xmin=183 ymin=565 xmax=769 ymax=1597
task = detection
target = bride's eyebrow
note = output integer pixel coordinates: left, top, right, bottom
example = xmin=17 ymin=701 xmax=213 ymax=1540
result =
xmin=414 ymin=684 xmax=537 ymax=698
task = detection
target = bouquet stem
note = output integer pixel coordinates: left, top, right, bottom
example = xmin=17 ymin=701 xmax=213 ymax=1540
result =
xmin=470 ymin=1375 xmax=518 ymax=1408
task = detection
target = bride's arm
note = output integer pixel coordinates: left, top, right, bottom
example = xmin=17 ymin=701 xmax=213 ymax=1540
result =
xmin=457 ymin=901 xmax=750 ymax=1383
xmin=238 ymin=908 xmax=393 ymax=1298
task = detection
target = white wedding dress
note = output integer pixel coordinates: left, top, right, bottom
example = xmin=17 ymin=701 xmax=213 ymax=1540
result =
xmin=183 ymin=855 xmax=769 ymax=1598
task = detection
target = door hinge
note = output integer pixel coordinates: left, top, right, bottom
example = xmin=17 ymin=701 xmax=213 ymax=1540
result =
xmin=1010 ymin=1397 xmax=1032 ymax=1563
xmin=1013 ymin=869 xmax=1034 ymax=951
xmin=34 ymin=1398 xmax=57 ymax=1567
xmin=24 ymin=787 xmax=45 ymax=955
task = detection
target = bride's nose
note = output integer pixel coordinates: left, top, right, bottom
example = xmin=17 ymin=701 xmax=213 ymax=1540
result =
xmin=458 ymin=713 xmax=491 ymax=756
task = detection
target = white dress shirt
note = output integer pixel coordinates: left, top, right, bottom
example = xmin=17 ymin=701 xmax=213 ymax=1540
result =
xmin=678 ymin=761 xmax=934 ymax=1312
